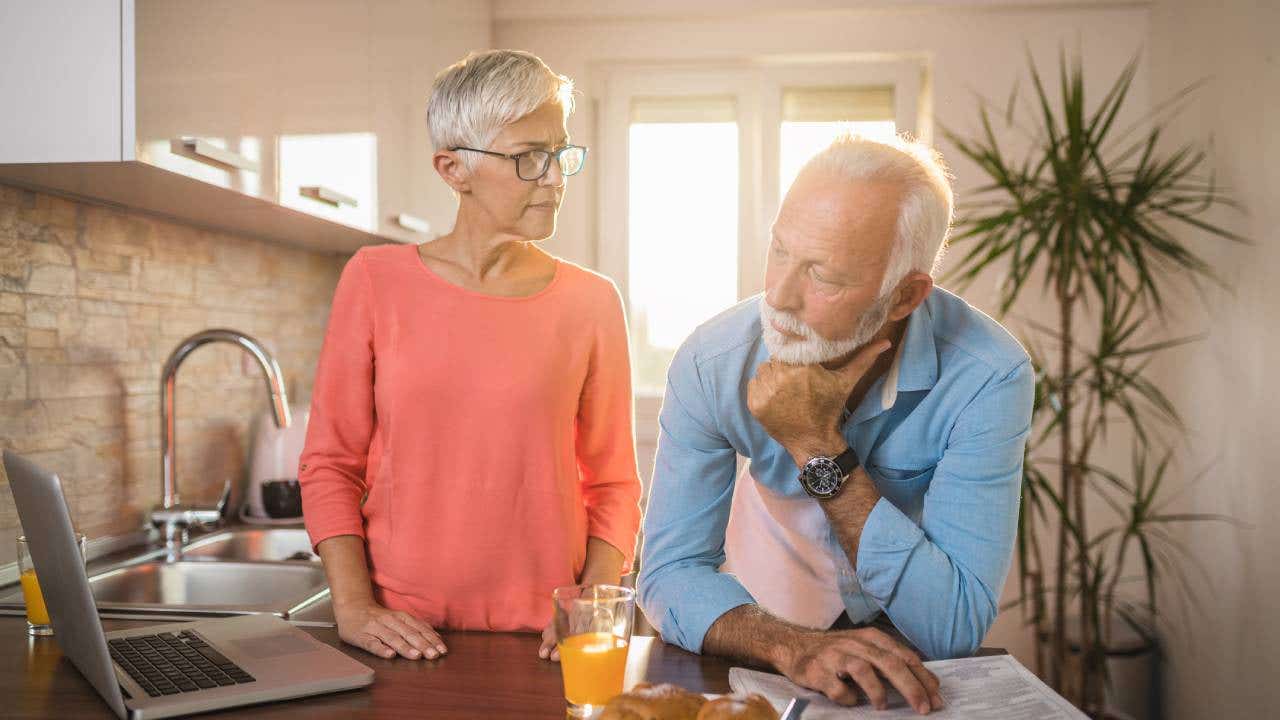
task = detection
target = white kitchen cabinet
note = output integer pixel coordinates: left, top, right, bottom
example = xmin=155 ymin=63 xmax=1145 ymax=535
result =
xmin=132 ymin=0 xmax=284 ymax=201
xmin=0 ymin=0 xmax=134 ymax=163
xmin=0 ymin=0 xmax=491 ymax=251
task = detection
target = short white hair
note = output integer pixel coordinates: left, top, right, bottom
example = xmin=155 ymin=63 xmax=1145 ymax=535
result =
xmin=426 ymin=49 xmax=574 ymax=167
xmin=801 ymin=134 xmax=954 ymax=295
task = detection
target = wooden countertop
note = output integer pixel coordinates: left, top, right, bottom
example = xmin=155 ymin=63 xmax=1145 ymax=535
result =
xmin=2 ymin=615 xmax=735 ymax=719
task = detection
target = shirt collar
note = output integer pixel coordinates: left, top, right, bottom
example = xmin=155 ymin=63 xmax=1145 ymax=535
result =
xmin=848 ymin=297 xmax=939 ymax=424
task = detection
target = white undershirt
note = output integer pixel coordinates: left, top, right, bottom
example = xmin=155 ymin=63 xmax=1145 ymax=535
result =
xmin=721 ymin=341 xmax=906 ymax=628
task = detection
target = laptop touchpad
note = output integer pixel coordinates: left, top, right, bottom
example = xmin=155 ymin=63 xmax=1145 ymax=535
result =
xmin=232 ymin=632 xmax=319 ymax=659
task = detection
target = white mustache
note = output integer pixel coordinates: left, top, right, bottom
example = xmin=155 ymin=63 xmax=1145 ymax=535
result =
xmin=764 ymin=306 xmax=813 ymax=338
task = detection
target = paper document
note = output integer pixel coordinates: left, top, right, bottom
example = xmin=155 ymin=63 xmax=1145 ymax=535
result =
xmin=729 ymin=655 xmax=1087 ymax=719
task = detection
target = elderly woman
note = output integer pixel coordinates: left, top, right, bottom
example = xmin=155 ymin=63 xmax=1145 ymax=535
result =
xmin=298 ymin=50 xmax=642 ymax=662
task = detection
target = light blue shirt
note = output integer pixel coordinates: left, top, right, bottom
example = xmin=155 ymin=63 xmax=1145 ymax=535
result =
xmin=637 ymin=288 xmax=1034 ymax=660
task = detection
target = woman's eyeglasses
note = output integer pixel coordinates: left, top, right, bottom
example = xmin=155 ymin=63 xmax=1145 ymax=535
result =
xmin=450 ymin=144 xmax=588 ymax=181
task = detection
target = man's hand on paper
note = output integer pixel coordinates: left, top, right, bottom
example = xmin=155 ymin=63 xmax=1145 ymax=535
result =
xmin=775 ymin=626 xmax=944 ymax=715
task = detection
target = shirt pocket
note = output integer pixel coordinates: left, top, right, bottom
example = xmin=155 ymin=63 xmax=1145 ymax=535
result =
xmin=864 ymin=463 xmax=936 ymax=516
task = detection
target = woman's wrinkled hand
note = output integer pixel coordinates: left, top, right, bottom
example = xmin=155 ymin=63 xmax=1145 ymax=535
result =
xmin=333 ymin=600 xmax=448 ymax=661
xmin=538 ymin=622 xmax=560 ymax=662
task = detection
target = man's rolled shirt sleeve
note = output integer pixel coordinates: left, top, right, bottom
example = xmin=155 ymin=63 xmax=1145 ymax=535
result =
xmin=856 ymin=359 xmax=1034 ymax=659
xmin=638 ymin=339 xmax=756 ymax=654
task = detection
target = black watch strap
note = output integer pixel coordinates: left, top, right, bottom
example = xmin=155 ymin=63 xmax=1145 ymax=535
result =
xmin=833 ymin=445 xmax=860 ymax=476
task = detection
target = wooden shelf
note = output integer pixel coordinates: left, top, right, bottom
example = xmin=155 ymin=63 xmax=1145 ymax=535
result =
xmin=0 ymin=161 xmax=399 ymax=254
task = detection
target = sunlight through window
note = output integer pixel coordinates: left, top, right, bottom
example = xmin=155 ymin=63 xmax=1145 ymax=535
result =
xmin=779 ymin=86 xmax=897 ymax=200
xmin=628 ymin=98 xmax=739 ymax=393
xmin=779 ymin=120 xmax=898 ymax=200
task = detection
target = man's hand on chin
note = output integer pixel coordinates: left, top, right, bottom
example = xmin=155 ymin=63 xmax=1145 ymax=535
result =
xmin=747 ymin=339 xmax=891 ymax=466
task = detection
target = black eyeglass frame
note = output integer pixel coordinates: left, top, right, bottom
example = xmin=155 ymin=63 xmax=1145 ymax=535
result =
xmin=449 ymin=144 xmax=589 ymax=181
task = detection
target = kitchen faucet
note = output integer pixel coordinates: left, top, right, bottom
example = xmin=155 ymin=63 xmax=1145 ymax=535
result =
xmin=150 ymin=329 xmax=291 ymax=558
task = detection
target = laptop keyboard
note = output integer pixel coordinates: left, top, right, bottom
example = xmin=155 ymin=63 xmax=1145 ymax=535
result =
xmin=108 ymin=629 xmax=256 ymax=698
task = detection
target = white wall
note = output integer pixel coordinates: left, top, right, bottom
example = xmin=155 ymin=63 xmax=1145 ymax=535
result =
xmin=1146 ymin=1 xmax=1280 ymax=717
xmin=497 ymin=0 xmax=1153 ymax=663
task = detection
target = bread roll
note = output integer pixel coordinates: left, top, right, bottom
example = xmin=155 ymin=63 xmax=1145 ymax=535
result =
xmin=598 ymin=682 xmax=708 ymax=720
xmin=694 ymin=693 xmax=779 ymax=720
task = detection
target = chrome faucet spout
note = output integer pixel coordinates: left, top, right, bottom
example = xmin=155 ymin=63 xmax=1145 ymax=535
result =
xmin=152 ymin=329 xmax=290 ymax=552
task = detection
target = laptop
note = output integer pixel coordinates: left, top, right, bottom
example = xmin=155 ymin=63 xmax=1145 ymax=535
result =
xmin=3 ymin=450 xmax=374 ymax=719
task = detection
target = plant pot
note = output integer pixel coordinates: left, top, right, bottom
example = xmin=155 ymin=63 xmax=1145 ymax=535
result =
xmin=1054 ymin=617 xmax=1163 ymax=720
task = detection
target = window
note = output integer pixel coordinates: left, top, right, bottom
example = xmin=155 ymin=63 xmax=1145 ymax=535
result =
xmin=627 ymin=97 xmax=740 ymax=394
xmin=778 ymin=87 xmax=898 ymax=201
xmin=600 ymin=61 xmax=924 ymax=397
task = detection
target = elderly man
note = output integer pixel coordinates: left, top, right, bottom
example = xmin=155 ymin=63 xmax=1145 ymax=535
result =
xmin=638 ymin=135 xmax=1033 ymax=714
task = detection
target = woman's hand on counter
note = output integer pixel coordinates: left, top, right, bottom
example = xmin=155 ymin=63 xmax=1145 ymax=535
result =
xmin=315 ymin=535 xmax=447 ymax=661
xmin=334 ymin=600 xmax=448 ymax=661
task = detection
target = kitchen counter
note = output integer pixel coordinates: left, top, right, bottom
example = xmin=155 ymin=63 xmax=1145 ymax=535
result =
xmin=2 ymin=614 xmax=736 ymax=719
xmin=0 ymin=523 xmax=1005 ymax=717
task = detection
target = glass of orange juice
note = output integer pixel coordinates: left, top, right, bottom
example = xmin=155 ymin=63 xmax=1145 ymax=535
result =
xmin=17 ymin=533 xmax=86 ymax=637
xmin=552 ymin=584 xmax=635 ymax=718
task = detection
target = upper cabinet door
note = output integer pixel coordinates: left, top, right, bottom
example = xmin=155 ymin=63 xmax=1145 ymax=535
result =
xmin=0 ymin=0 xmax=133 ymax=163
xmin=270 ymin=2 xmax=377 ymax=231
xmin=277 ymin=131 xmax=378 ymax=232
xmin=133 ymin=0 xmax=283 ymax=199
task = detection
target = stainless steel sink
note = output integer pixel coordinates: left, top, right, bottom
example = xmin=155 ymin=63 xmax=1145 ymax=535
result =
xmin=86 ymin=560 xmax=329 ymax=616
xmin=179 ymin=528 xmax=317 ymax=562
xmin=0 ymin=525 xmax=333 ymax=622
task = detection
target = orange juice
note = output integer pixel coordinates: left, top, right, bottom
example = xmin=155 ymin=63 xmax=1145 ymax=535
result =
xmin=557 ymin=632 xmax=629 ymax=706
xmin=20 ymin=569 xmax=50 ymax=625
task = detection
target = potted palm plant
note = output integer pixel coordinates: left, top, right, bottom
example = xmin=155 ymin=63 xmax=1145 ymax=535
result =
xmin=941 ymin=52 xmax=1246 ymax=717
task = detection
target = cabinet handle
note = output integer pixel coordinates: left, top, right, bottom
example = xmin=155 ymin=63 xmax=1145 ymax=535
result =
xmin=299 ymin=185 xmax=358 ymax=208
xmin=395 ymin=213 xmax=431 ymax=234
xmin=171 ymin=137 xmax=260 ymax=172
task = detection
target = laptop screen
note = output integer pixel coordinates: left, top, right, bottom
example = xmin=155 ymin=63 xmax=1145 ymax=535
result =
xmin=4 ymin=450 xmax=129 ymax=718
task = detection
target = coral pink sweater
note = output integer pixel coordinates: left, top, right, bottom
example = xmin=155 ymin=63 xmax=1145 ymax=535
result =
xmin=299 ymin=244 xmax=642 ymax=632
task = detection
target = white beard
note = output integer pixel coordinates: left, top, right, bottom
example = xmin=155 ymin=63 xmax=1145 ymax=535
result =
xmin=759 ymin=293 xmax=894 ymax=365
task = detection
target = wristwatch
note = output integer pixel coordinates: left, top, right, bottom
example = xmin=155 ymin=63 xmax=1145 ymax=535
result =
xmin=798 ymin=446 xmax=860 ymax=500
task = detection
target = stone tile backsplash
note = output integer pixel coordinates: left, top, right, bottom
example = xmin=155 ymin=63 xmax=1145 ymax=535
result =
xmin=0 ymin=184 xmax=346 ymax=564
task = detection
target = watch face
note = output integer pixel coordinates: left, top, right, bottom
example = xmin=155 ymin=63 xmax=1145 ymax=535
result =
xmin=802 ymin=457 xmax=843 ymax=498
